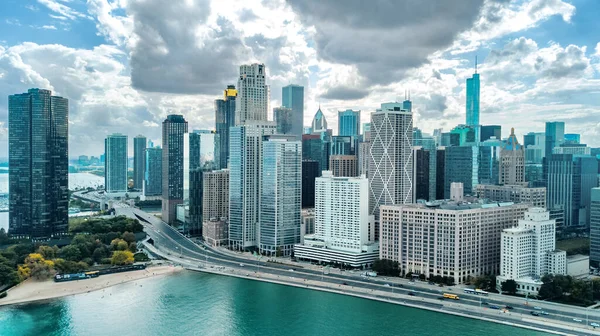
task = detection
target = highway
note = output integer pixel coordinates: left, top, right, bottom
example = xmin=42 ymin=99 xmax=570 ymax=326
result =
xmin=109 ymin=205 xmax=600 ymax=335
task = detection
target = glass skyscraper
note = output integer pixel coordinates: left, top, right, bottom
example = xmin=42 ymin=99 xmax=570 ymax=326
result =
xmin=215 ymin=85 xmax=236 ymax=169
xmin=133 ymin=135 xmax=147 ymax=190
xmin=466 ymin=72 xmax=480 ymax=141
xmin=274 ymin=106 xmax=293 ymax=135
xmin=144 ymin=146 xmax=162 ymax=196
xmin=338 ymin=109 xmax=361 ymax=137
xmin=444 ymin=146 xmax=478 ymax=198
xmin=162 ymin=115 xmax=188 ymax=225
xmin=105 ymin=133 xmax=128 ymax=193
xmin=281 ymin=84 xmax=304 ymax=138
xmin=8 ymin=88 xmax=68 ymax=239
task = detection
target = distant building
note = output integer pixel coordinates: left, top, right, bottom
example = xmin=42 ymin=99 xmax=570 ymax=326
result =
xmin=413 ymin=147 xmax=430 ymax=201
xmin=294 ymin=172 xmax=379 ymax=268
xmin=8 ymin=88 xmax=69 ymax=239
xmin=475 ymin=184 xmax=546 ymax=208
xmin=311 ymin=107 xmax=328 ymax=134
xmin=274 ymin=106 xmax=294 ymax=136
xmin=590 ymin=188 xmax=600 ymax=267
xmin=499 ymin=128 xmax=525 ymax=185
xmin=144 ymin=146 xmax=162 ymax=197
xmin=544 ymin=122 xmax=565 ymax=182
xmin=564 ymin=133 xmax=581 ymax=144
xmin=380 ymin=196 xmax=529 ymax=284
xmin=497 ymin=208 xmax=566 ymax=296
xmin=162 ymin=115 xmax=188 ymax=225
xmin=133 ymin=135 xmax=147 ymax=190
xmin=524 ymin=132 xmax=546 ymax=164
xmin=338 ymin=109 xmax=361 ymax=137
xmin=302 ymin=133 xmax=329 ymax=174
xmin=466 ymin=72 xmax=480 ymax=140
xmin=282 ymin=84 xmax=304 ymax=138
xmin=202 ymin=169 xmax=229 ymax=247
xmin=301 ymin=208 xmax=315 ymax=244
xmin=302 ymin=160 xmax=319 ymax=208
xmin=444 ymin=146 xmax=477 ymax=197
xmin=236 ymin=63 xmax=268 ymax=125
xmin=553 ymin=143 xmax=591 ymax=156
xmin=450 ymin=125 xmax=476 ymax=146
xmin=105 ymin=133 xmax=128 ymax=193
xmin=414 ymin=135 xmax=437 ymax=201
xmin=440 ymin=132 xmax=460 ymax=147
xmin=435 ymin=148 xmax=446 ymax=200
xmin=480 ymin=125 xmax=501 ymax=142
xmin=215 ymin=85 xmax=237 ymax=169
xmin=203 ymin=218 xmax=229 ymax=247
xmin=330 ymin=136 xmax=355 ymax=156
xmin=329 ymin=155 xmax=357 ymax=177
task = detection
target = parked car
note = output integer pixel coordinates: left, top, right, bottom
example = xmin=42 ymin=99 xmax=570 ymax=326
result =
xmin=573 ymin=318 xmax=583 ymax=323
xmin=489 ymin=305 xmax=500 ymax=310
xmin=530 ymin=311 xmax=540 ymax=316
xmin=408 ymin=292 xmax=416 ymax=296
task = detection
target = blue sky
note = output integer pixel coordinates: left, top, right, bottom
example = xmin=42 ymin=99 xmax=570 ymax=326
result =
xmin=0 ymin=0 xmax=599 ymax=157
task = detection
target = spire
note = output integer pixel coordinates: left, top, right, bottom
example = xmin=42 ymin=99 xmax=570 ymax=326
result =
xmin=511 ymin=127 xmax=515 ymax=136
xmin=475 ymin=55 xmax=478 ymax=74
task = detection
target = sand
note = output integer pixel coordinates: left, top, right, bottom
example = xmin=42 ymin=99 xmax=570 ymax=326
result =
xmin=0 ymin=265 xmax=183 ymax=307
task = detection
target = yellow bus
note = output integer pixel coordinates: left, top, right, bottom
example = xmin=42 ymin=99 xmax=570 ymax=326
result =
xmin=443 ymin=293 xmax=459 ymax=300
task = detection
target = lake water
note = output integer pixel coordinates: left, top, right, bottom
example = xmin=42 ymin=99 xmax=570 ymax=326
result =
xmin=0 ymin=271 xmax=546 ymax=336
xmin=0 ymin=172 xmax=104 ymax=194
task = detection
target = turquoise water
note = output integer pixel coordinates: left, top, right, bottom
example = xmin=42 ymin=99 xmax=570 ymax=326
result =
xmin=0 ymin=271 xmax=546 ymax=336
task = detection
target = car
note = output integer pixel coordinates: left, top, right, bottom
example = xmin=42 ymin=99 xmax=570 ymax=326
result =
xmin=239 ymin=263 xmax=245 ymax=267
xmin=428 ymin=282 xmax=434 ymax=285
xmin=342 ymin=282 xmax=348 ymax=286
xmin=438 ymin=297 xmax=445 ymax=300
xmin=540 ymin=311 xmax=549 ymax=316
xmin=288 ymin=269 xmax=294 ymax=272
xmin=591 ymin=322 xmax=600 ymax=328
xmin=505 ymin=306 xmax=514 ymax=310
xmin=533 ymin=306 xmax=542 ymax=310
xmin=573 ymin=318 xmax=583 ymax=323
xmin=408 ymin=292 xmax=416 ymax=296
xmin=384 ymin=284 xmax=390 ymax=287
xmin=481 ymin=302 xmax=489 ymax=305
xmin=489 ymin=305 xmax=500 ymax=310
xmin=530 ymin=311 xmax=540 ymax=316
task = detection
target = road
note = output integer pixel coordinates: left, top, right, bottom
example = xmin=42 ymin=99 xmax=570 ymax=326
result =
xmin=107 ymin=205 xmax=600 ymax=335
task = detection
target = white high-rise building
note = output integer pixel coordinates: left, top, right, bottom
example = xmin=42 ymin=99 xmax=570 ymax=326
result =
xmin=294 ymin=172 xmax=379 ymax=267
xmin=259 ymin=136 xmax=302 ymax=257
xmin=229 ymin=122 xmax=277 ymax=250
xmin=497 ymin=208 xmax=566 ymax=295
xmin=235 ymin=63 xmax=269 ymax=125
xmin=369 ymin=102 xmax=413 ymax=217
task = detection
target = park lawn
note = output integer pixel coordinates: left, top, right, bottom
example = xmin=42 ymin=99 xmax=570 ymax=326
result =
xmin=556 ymin=237 xmax=589 ymax=252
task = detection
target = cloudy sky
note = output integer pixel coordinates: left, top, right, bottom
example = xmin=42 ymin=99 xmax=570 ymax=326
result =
xmin=1 ymin=0 xmax=599 ymax=157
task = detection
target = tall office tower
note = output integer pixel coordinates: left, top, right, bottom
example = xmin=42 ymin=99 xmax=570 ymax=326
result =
xmin=497 ymin=208 xmax=566 ymax=295
xmin=189 ymin=168 xmax=206 ymax=234
xmin=480 ymin=125 xmax=501 ymax=142
xmin=144 ymin=146 xmax=162 ymax=197
xmin=162 ymin=115 xmax=188 ymax=225
xmin=478 ymin=138 xmax=502 ymax=185
xmin=436 ymin=148 xmax=446 ymax=200
xmin=302 ymin=133 xmax=329 ymax=174
xmin=444 ymin=146 xmax=478 ymax=198
xmin=450 ymin=125 xmax=477 ymax=145
xmin=215 ymin=85 xmax=237 ymax=169
xmin=133 ymin=135 xmax=147 ymax=190
xmin=441 ymin=132 xmax=460 ymax=147
xmin=414 ymin=135 xmax=437 ymax=201
xmin=330 ymin=136 xmax=355 ymax=155
xmin=363 ymin=123 xmax=371 ymax=139
xmin=282 ymin=84 xmax=304 ymax=138
xmin=338 ymin=109 xmax=361 ymax=137
xmin=544 ymin=121 xmax=565 ymax=184
xmin=499 ymin=128 xmax=525 ymax=185
xmin=311 ymin=107 xmax=328 ymax=133
xmin=358 ymin=141 xmax=370 ymax=177
xmin=547 ymin=154 xmax=598 ymax=229
xmin=294 ymin=171 xmax=379 ymax=268
xmin=590 ymin=188 xmax=600 ymax=267
xmin=274 ymin=106 xmax=293 ymax=135
xmin=105 ymin=133 xmax=128 ymax=193
xmin=259 ymin=136 xmax=302 ymax=256
xmin=236 ymin=63 xmax=268 ymax=125
xmin=189 ymin=130 xmax=217 ymax=169
xmin=380 ymin=199 xmax=529 ymax=284
xmin=524 ymin=132 xmax=546 ymax=164
xmin=229 ymin=122 xmax=277 ymax=250
xmin=202 ymin=169 xmax=230 ymax=247
xmin=8 ymin=88 xmax=68 ymax=239
xmin=432 ymin=128 xmax=443 ymax=145
xmin=329 ymin=155 xmax=358 ymax=177
xmin=413 ymin=147 xmax=430 ymax=201
xmin=302 ymin=160 xmax=319 ymax=208
xmin=475 ymin=184 xmax=546 ymax=208
xmin=368 ymin=102 xmax=413 ymax=217
xmin=466 ymin=68 xmax=481 ymax=141
xmin=402 ymin=95 xmax=412 ymax=112
xmin=564 ymin=133 xmax=581 ymax=144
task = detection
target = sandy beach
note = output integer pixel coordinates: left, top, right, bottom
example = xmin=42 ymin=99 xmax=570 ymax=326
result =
xmin=0 ymin=265 xmax=183 ymax=307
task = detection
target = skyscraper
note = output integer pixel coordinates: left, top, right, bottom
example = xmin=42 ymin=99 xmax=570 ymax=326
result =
xmin=8 ymin=88 xmax=68 ymax=239
xmin=311 ymin=107 xmax=328 ymax=133
xmin=202 ymin=169 xmax=230 ymax=247
xmin=330 ymin=135 xmax=355 ymax=156
xmin=413 ymin=147 xmax=430 ymax=201
xmin=144 ymin=146 xmax=162 ymax=197
xmin=369 ymin=102 xmax=413 ymax=217
xmin=189 ymin=130 xmax=216 ymax=170
xmin=215 ymin=85 xmax=237 ymax=169
xmin=302 ymin=133 xmax=329 ymax=175
xmin=480 ymin=125 xmax=501 ymax=142
xmin=105 ymin=133 xmax=128 ymax=193
xmin=274 ymin=106 xmax=293 ymax=135
xmin=414 ymin=134 xmax=437 ymax=201
xmin=133 ymin=135 xmax=147 ymax=190
xmin=235 ymin=63 xmax=268 ymax=125
xmin=444 ymin=146 xmax=478 ymax=197
xmin=302 ymin=160 xmax=319 ymax=208
xmin=436 ymin=148 xmax=446 ymax=200
xmin=329 ymin=155 xmax=358 ymax=177
xmin=544 ymin=121 xmax=565 ymax=161
xmin=229 ymin=122 xmax=277 ymax=250
xmin=338 ymin=109 xmax=361 ymax=137
xmin=259 ymin=136 xmax=302 ymax=256
xmin=499 ymin=128 xmax=525 ymax=185
xmin=590 ymin=188 xmax=600 ymax=267
xmin=162 ymin=115 xmax=188 ymax=225
xmin=466 ymin=69 xmax=480 ymax=141
xmin=282 ymin=84 xmax=304 ymax=138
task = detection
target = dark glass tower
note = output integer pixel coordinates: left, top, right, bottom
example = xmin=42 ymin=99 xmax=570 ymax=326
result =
xmin=9 ymin=88 xmax=68 ymax=239
xmin=162 ymin=114 xmax=188 ymax=225
xmin=302 ymin=160 xmax=319 ymax=208
xmin=133 ymin=135 xmax=147 ymax=190
xmin=282 ymin=84 xmax=304 ymax=138
xmin=215 ymin=85 xmax=237 ymax=169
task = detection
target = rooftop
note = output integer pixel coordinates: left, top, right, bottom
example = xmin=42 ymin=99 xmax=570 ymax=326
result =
xmin=406 ymin=198 xmax=518 ymax=211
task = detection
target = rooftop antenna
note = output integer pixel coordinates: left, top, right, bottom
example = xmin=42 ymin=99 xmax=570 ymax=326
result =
xmin=475 ymin=55 xmax=478 ymax=74
xmin=408 ymin=90 xmax=411 ymax=100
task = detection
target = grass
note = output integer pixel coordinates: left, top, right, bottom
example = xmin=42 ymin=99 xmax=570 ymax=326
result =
xmin=556 ymin=237 xmax=589 ymax=253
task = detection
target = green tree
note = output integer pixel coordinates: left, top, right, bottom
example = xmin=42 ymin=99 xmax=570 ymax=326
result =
xmin=0 ymin=228 xmax=9 ymax=245
xmin=36 ymin=245 xmax=58 ymax=260
xmin=121 ymin=231 xmax=136 ymax=244
xmin=111 ymin=250 xmax=134 ymax=265
xmin=92 ymin=247 xmax=108 ymax=263
xmin=111 ymin=238 xmax=129 ymax=251
xmin=58 ymin=245 xmax=82 ymax=262
xmin=501 ymin=279 xmax=518 ymax=295
xmin=133 ymin=252 xmax=150 ymax=262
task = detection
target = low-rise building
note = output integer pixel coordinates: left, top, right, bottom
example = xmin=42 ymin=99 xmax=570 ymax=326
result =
xmin=475 ymin=184 xmax=546 ymax=208
xmin=203 ymin=217 xmax=228 ymax=247
xmin=567 ymin=254 xmax=590 ymax=278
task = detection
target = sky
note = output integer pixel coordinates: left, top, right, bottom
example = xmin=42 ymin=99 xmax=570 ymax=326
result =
xmin=1 ymin=0 xmax=599 ymax=158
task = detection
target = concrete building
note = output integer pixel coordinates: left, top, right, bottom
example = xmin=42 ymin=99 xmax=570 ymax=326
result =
xmin=496 ymin=208 xmax=566 ymax=295
xmin=162 ymin=115 xmax=188 ymax=225
xmin=301 ymin=208 xmax=315 ymax=244
xmin=369 ymin=102 xmax=413 ymax=217
xmin=282 ymin=84 xmax=304 ymax=139
xmin=229 ymin=122 xmax=277 ymax=250
xmin=475 ymin=184 xmax=546 ymax=208
xmin=215 ymin=85 xmax=237 ymax=169
xmin=567 ymin=255 xmax=589 ymax=278
xmin=329 ymin=155 xmax=358 ymax=177
xmin=203 ymin=218 xmax=229 ymax=247
xmin=294 ymin=172 xmax=379 ymax=268
xmin=144 ymin=146 xmax=162 ymax=197
xmin=105 ymin=133 xmax=128 ymax=193
xmin=590 ymin=188 xmax=600 ymax=267
xmin=338 ymin=109 xmax=361 ymax=137
xmin=8 ymin=89 xmax=69 ymax=239
xmin=259 ymin=136 xmax=302 ymax=257
xmin=380 ymin=196 xmax=529 ymax=284
xmin=553 ymin=144 xmax=591 ymax=156
xmin=202 ymin=169 xmax=229 ymax=247
xmin=133 ymin=135 xmax=147 ymax=190
xmin=500 ymin=128 xmax=525 ymax=185
xmin=302 ymin=160 xmax=319 ymax=208
xmin=235 ymin=63 xmax=268 ymax=125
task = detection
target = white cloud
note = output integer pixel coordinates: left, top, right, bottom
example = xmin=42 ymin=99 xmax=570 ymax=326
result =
xmin=41 ymin=25 xmax=58 ymax=30
xmin=37 ymin=0 xmax=89 ymax=21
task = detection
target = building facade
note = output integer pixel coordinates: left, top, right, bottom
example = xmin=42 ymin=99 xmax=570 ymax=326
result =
xmin=281 ymin=84 xmax=304 ymax=138
xmin=413 ymin=147 xmax=430 ymax=201
xmin=311 ymin=107 xmax=328 ymax=134
xmin=475 ymin=184 xmax=546 ymax=208
xmin=215 ymin=85 xmax=237 ymax=169
xmin=274 ymin=106 xmax=293 ymax=136
xmin=500 ymin=128 xmax=525 ymax=185
xmin=338 ymin=109 xmax=361 ymax=137
xmin=302 ymin=160 xmax=319 ymax=208
xmin=302 ymin=133 xmax=329 ymax=174
xmin=8 ymin=88 xmax=69 ymax=239
xmin=236 ymin=63 xmax=268 ymax=125
xmin=444 ymin=146 xmax=478 ymax=198
xmin=436 ymin=148 xmax=446 ymax=200
xmin=133 ymin=135 xmax=147 ymax=190
xmin=466 ymin=72 xmax=480 ymax=141
xmin=259 ymin=136 xmax=302 ymax=256
xmin=162 ymin=115 xmax=188 ymax=225
xmin=480 ymin=125 xmax=501 ymax=142
xmin=202 ymin=169 xmax=230 ymax=247
xmin=329 ymin=155 xmax=358 ymax=177
xmin=590 ymin=188 xmax=600 ymax=267
xmin=105 ymin=133 xmax=128 ymax=193
xmin=144 ymin=146 xmax=162 ymax=197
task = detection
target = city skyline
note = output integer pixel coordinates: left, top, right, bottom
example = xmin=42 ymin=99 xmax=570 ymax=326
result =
xmin=1 ymin=1 xmax=599 ymax=157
